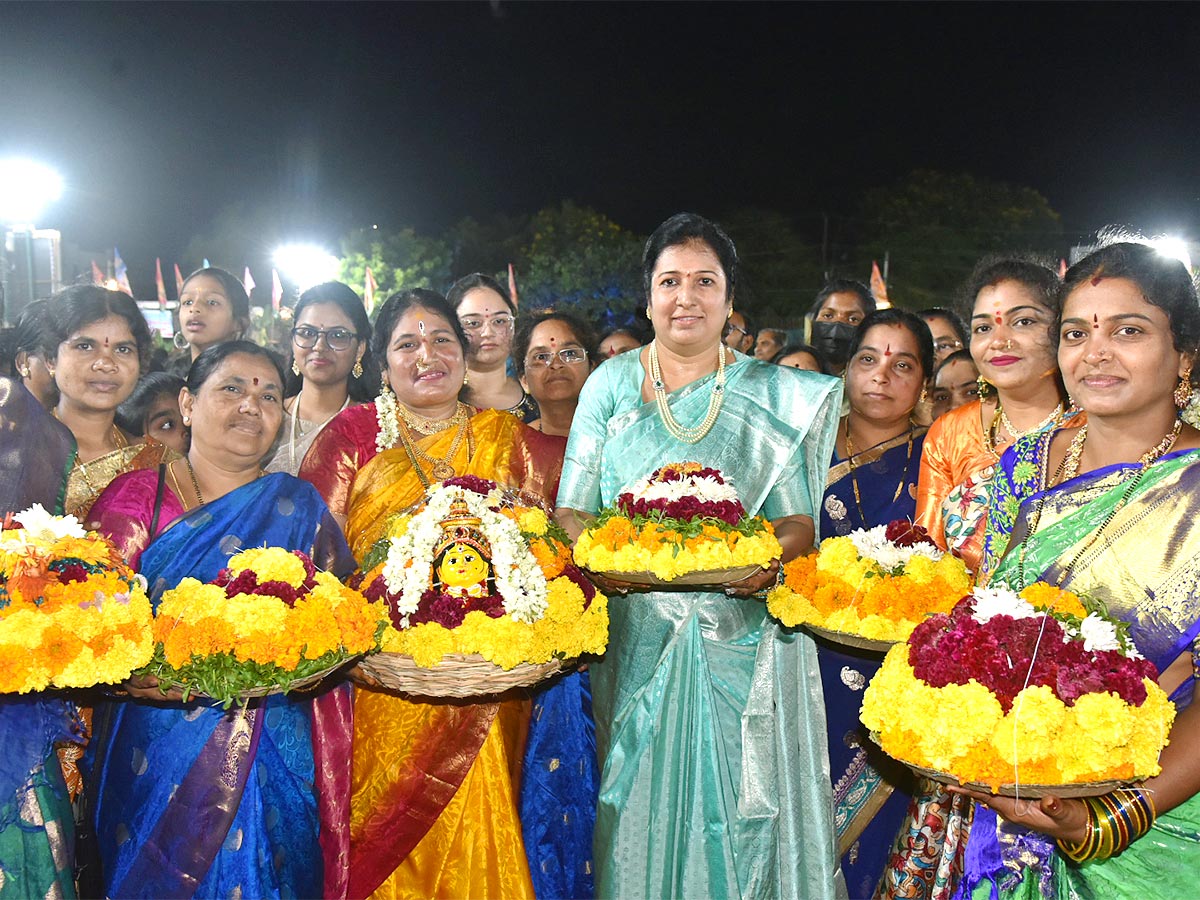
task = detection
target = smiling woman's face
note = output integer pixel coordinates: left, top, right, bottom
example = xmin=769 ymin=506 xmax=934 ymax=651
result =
xmin=647 ymin=240 xmax=731 ymax=355
xmin=181 ymin=352 xmax=284 ymax=466
xmin=384 ymin=305 xmax=466 ymax=418
xmin=969 ymin=279 xmax=1057 ymax=394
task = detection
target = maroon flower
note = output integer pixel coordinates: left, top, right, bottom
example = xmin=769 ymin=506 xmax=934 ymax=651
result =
xmin=220 ymin=568 xmax=261 ymax=598
xmin=885 ymin=519 xmax=936 ymax=548
xmin=465 ymin=593 xmax=506 ymax=618
xmin=410 ymin=588 xmax=467 ymax=628
xmin=254 ymin=580 xmax=302 ymax=607
xmin=52 ymin=563 xmax=91 ymax=584
xmin=562 ymin=563 xmax=597 ymax=608
xmin=442 ymin=475 xmax=497 ymax=496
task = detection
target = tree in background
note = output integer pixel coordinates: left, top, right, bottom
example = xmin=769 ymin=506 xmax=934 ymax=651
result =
xmin=854 ymin=170 xmax=1062 ymax=308
xmin=337 ymin=226 xmax=455 ymax=311
xmin=520 ymin=201 xmax=644 ymax=331
xmin=717 ymin=208 xmax=825 ymax=326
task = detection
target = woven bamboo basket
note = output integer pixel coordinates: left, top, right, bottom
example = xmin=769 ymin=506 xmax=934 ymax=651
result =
xmin=356 ymin=651 xmax=574 ymax=699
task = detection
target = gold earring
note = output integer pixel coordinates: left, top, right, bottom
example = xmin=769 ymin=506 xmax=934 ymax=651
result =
xmin=977 ymin=375 xmax=993 ymax=400
xmin=182 ymin=415 xmax=191 ymax=426
xmin=1175 ymin=364 xmax=1194 ymax=409
xmin=645 ymin=306 xmax=652 ymax=318
xmin=918 ymin=386 xmax=928 ymax=405
xmin=727 ymin=308 xmax=733 ymax=320
xmin=462 ymin=371 xmax=470 ymax=387
xmin=352 ymin=359 xmax=363 ymax=379
xmin=292 ymin=361 xmax=300 ymax=376
xmin=17 ymin=366 xmax=30 ymax=378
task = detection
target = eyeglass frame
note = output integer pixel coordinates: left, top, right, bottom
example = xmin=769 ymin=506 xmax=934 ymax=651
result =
xmin=524 ymin=347 xmax=589 ymax=368
xmin=459 ymin=314 xmax=516 ymax=333
xmin=291 ymin=325 xmax=360 ymax=351
xmin=724 ymin=321 xmax=751 ymax=339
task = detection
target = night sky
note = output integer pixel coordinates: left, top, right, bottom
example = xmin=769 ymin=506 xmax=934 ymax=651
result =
xmin=3 ymin=1 xmax=1200 ymax=292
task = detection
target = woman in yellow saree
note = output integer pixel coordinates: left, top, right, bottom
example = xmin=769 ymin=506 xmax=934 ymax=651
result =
xmin=301 ymin=289 xmax=553 ymax=899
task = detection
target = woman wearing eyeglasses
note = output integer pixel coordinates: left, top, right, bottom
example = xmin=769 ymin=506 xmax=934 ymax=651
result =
xmin=510 ymin=310 xmax=601 ymax=900
xmin=267 ymin=281 xmax=378 ymax=475
xmin=447 ymin=273 xmax=539 ymax=421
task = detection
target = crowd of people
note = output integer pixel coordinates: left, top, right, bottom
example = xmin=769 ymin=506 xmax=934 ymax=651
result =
xmin=0 ymin=212 xmax=1198 ymax=900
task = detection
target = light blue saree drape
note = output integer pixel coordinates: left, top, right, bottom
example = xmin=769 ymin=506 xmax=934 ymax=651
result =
xmin=558 ymin=350 xmax=847 ymax=899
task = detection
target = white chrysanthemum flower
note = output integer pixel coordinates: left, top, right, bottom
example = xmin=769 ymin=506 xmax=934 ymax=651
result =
xmin=845 ymin=523 xmax=943 ymax=572
xmin=971 ymin=586 xmax=1036 ymax=624
xmin=628 ymin=470 xmax=740 ymax=505
xmin=1078 ymin=613 xmax=1121 ymax=653
xmin=380 ymin=485 xmax=548 ymax=626
xmin=15 ymin=504 xmax=87 ymax=542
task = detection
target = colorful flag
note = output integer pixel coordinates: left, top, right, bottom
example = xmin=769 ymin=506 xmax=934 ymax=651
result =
xmin=271 ymin=268 xmax=283 ymax=312
xmin=508 ymin=263 xmax=519 ymax=309
xmin=113 ymin=247 xmax=133 ymax=296
xmin=174 ymin=263 xmax=185 ymax=296
xmin=243 ymin=266 xmax=256 ymax=300
xmin=364 ymin=266 xmax=377 ymax=312
xmin=870 ymin=261 xmax=891 ymax=309
xmin=90 ymin=260 xmax=105 ymax=286
xmin=155 ymin=258 xmax=168 ymax=308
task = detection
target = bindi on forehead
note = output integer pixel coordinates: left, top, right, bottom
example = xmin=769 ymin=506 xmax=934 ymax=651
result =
xmin=252 ymin=377 xmax=259 ymax=386
xmin=884 ymin=344 xmax=892 ymax=357
xmin=418 ymin=320 xmax=426 ymax=335
xmin=1093 ymin=314 xmax=1100 ymax=329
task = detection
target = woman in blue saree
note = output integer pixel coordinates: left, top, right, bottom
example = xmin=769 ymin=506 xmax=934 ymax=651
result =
xmin=817 ymin=309 xmax=933 ymax=899
xmin=954 ymin=242 xmax=1200 ymax=900
xmin=557 ymin=214 xmax=845 ymax=899
xmin=84 ymin=343 xmax=354 ymax=899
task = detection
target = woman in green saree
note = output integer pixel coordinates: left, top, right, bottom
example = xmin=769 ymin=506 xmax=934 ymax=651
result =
xmin=955 ymin=241 xmax=1200 ymax=899
xmin=557 ymin=213 xmax=845 ymax=899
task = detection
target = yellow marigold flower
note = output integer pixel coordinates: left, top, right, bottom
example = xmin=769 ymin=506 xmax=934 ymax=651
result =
xmin=991 ymin=685 xmax=1065 ymax=768
xmin=518 ymin=508 xmax=550 ymax=536
xmin=228 ymin=547 xmax=307 ymax=586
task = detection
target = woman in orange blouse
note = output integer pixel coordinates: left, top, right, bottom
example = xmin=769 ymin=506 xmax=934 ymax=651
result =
xmin=914 ymin=257 xmax=1079 ymax=575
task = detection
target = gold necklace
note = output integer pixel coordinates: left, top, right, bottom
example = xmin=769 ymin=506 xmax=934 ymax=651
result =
xmin=398 ymin=419 xmax=475 ymax=486
xmin=397 ymin=401 xmax=470 ymax=435
xmin=989 ymin=401 xmax=1065 ymax=454
xmin=648 ymin=341 xmax=726 ymax=444
xmin=845 ymin=423 xmax=915 ymax=525
xmin=185 ymin=457 xmax=205 ymax=507
xmin=1016 ymin=419 xmax=1182 ymax=588
xmin=62 ymin=421 xmax=129 ymax=506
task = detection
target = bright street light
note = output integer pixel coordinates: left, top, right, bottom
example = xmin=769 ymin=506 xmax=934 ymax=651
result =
xmin=272 ymin=243 xmax=340 ymax=293
xmin=1148 ymin=236 xmax=1193 ymax=272
xmin=0 ymin=158 xmax=64 ymax=225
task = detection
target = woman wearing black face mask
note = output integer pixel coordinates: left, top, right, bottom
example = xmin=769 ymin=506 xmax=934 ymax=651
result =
xmin=807 ymin=280 xmax=876 ymax=374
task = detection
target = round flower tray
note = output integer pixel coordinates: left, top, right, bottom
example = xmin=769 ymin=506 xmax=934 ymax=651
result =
xmin=356 ymin=651 xmax=575 ymax=699
xmin=803 ymin=624 xmax=897 ymax=653
xmin=169 ymin=659 xmax=354 ymax=704
xmin=904 ymin=762 xmax=1131 ymax=799
xmin=602 ymin=564 xmax=763 ymax=588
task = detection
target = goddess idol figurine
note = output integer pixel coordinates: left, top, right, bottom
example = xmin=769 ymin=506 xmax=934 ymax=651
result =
xmin=433 ymin=496 xmax=494 ymax=599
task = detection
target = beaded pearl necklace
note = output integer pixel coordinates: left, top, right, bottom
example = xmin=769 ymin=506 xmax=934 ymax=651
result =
xmin=648 ymin=341 xmax=726 ymax=444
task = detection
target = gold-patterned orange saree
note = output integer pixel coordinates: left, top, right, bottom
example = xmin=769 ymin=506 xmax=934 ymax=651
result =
xmin=311 ymin=405 xmax=546 ymax=899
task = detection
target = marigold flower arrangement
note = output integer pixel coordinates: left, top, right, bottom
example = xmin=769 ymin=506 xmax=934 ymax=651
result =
xmin=572 ymin=463 xmax=781 ymax=583
xmin=139 ymin=547 xmax=385 ymax=706
xmin=861 ymin=584 xmax=1176 ymax=791
xmin=766 ymin=520 xmax=971 ymax=642
xmin=0 ymin=504 xmax=154 ymax=693
xmin=357 ymin=476 xmax=608 ymax=672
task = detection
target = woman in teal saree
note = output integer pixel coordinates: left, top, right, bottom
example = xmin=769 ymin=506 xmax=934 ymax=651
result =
xmin=557 ymin=214 xmax=845 ymax=899
xmin=955 ymin=242 xmax=1200 ymax=900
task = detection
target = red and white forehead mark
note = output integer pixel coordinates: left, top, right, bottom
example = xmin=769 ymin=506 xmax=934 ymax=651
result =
xmin=417 ymin=320 xmax=426 ymax=336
